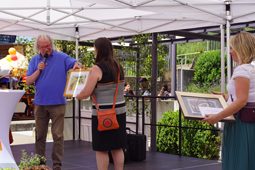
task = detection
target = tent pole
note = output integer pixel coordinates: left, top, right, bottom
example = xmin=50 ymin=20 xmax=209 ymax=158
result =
xmin=171 ymin=43 xmax=176 ymax=97
xmin=9 ymin=71 xmax=13 ymax=89
xmin=227 ymin=33 xmax=232 ymax=82
xmin=220 ymin=24 xmax=225 ymax=93
xmin=136 ymin=50 xmax=140 ymax=96
xmin=151 ymin=33 xmax=157 ymax=152
xmin=225 ymin=0 xmax=231 ymax=82
xmin=76 ymin=27 xmax=79 ymax=60
xmin=47 ymin=0 xmax=50 ymax=25
xmin=226 ymin=21 xmax=231 ymax=82
xmin=220 ymin=23 xmax=226 ymax=163
xmin=75 ymin=26 xmax=79 ymax=140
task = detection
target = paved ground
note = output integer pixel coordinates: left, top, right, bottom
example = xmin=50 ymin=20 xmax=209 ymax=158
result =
xmin=10 ymin=120 xmax=53 ymax=145
xmin=11 ymin=131 xmax=35 ymax=145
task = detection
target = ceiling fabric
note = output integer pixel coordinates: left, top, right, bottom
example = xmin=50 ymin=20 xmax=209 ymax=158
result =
xmin=0 ymin=0 xmax=255 ymax=41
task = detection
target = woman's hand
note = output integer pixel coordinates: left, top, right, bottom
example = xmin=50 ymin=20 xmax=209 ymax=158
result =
xmin=201 ymin=113 xmax=222 ymax=124
xmin=76 ymin=93 xmax=82 ymax=100
xmin=211 ymin=90 xmax=224 ymax=96
xmin=211 ymin=90 xmax=228 ymax=101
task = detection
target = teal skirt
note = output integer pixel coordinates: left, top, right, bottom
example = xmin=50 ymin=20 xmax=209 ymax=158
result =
xmin=222 ymin=114 xmax=255 ymax=170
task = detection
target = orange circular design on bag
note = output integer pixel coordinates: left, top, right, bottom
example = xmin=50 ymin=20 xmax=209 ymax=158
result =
xmin=103 ymin=118 xmax=113 ymax=128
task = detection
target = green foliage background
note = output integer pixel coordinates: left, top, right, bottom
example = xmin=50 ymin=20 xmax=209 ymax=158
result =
xmin=157 ymin=110 xmax=221 ymax=159
xmin=17 ymin=34 xmax=169 ymax=78
xmin=17 ymin=37 xmax=96 ymax=68
xmin=177 ymin=41 xmax=207 ymax=55
xmin=177 ymin=41 xmax=207 ymax=61
xmin=193 ymin=50 xmax=227 ymax=86
xmin=176 ymin=40 xmax=220 ymax=65
xmin=116 ymin=33 xmax=168 ymax=77
xmin=54 ymin=40 xmax=95 ymax=68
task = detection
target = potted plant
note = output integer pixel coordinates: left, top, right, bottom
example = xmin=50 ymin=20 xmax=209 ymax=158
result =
xmin=18 ymin=149 xmax=51 ymax=170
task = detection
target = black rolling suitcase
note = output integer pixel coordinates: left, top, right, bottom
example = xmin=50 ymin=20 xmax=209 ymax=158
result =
xmin=126 ymin=127 xmax=146 ymax=162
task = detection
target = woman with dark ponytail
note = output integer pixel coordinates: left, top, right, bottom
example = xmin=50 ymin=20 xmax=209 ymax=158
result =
xmin=76 ymin=37 xmax=126 ymax=170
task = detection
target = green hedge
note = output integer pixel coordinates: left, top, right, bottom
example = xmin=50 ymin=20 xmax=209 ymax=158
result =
xmin=156 ymin=110 xmax=221 ymax=159
xmin=194 ymin=50 xmax=227 ymax=86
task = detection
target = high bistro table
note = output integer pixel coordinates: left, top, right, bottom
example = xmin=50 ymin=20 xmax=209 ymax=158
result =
xmin=0 ymin=90 xmax=25 ymax=169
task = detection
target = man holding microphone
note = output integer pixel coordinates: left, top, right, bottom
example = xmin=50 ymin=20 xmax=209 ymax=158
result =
xmin=26 ymin=34 xmax=81 ymax=170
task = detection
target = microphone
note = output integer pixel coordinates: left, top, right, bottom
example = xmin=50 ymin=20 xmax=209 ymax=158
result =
xmin=40 ymin=53 xmax=48 ymax=74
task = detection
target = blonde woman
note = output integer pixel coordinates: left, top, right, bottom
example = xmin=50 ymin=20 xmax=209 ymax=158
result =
xmin=201 ymin=31 xmax=255 ymax=170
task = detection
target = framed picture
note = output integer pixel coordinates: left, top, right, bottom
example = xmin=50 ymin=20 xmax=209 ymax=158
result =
xmin=175 ymin=91 xmax=235 ymax=122
xmin=64 ymin=68 xmax=91 ymax=97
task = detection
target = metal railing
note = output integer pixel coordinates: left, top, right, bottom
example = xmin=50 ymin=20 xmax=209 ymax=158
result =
xmin=76 ymin=95 xmax=220 ymax=156
xmin=12 ymin=93 xmax=221 ymax=157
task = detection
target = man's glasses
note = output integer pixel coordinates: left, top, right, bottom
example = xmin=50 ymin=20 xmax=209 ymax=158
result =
xmin=38 ymin=44 xmax=52 ymax=50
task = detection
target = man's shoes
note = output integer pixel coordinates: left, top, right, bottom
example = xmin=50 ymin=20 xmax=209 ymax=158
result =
xmin=53 ymin=163 xmax=62 ymax=170
xmin=53 ymin=168 xmax=61 ymax=170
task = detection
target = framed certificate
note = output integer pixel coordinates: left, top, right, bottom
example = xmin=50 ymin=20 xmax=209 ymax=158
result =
xmin=64 ymin=68 xmax=91 ymax=97
xmin=175 ymin=91 xmax=235 ymax=122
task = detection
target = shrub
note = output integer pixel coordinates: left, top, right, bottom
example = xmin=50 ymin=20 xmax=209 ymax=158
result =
xmin=156 ymin=110 xmax=221 ymax=159
xmin=194 ymin=50 xmax=227 ymax=86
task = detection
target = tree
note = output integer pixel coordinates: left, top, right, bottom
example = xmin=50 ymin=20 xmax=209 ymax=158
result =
xmin=116 ymin=33 xmax=168 ymax=78
xmin=54 ymin=40 xmax=95 ymax=68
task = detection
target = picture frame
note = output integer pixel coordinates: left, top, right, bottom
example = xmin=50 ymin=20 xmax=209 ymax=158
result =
xmin=175 ymin=91 xmax=235 ymax=123
xmin=64 ymin=68 xmax=91 ymax=97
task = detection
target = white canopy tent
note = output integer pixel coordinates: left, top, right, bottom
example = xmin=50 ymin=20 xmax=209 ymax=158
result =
xmin=0 ymin=0 xmax=255 ymax=84
xmin=1 ymin=0 xmax=255 ymax=40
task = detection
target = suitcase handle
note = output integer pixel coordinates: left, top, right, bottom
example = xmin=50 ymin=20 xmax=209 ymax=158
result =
xmin=126 ymin=127 xmax=136 ymax=134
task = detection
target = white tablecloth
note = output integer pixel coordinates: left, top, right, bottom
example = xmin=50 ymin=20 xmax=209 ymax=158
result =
xmin=0 ymin=90 xmax=25 ymax=169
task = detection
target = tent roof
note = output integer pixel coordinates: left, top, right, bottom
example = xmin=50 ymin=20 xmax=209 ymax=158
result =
xmin=1 ymin=0 xmax=255 ymax=41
